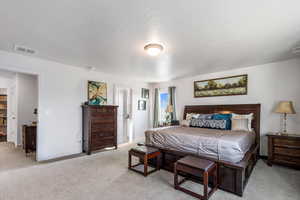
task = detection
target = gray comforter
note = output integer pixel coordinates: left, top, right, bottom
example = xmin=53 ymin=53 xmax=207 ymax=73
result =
xmin=145 ymin=126 xmax=255 ymax=163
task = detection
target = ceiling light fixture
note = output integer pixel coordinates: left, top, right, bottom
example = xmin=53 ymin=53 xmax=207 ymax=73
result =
xmin=144 ymin=43 xmax=164 ymax=56
xmin=87 ymin=66 xmax=96 ymax=71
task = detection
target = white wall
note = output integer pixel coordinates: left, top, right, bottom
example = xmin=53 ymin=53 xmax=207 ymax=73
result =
xmin=152 ymin=58 xmax=300 ymax=155
xmin=0 ymin=70 xmax=15 ymax=88
xmin=0 ymin=88 xmax=7 ymax=95
xmin=16 ymin=73 xmax=38 ymax=145
xmin=0 ymin=50 xmax=150 ymax=161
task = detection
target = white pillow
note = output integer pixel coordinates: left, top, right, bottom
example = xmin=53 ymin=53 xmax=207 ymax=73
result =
xmin=180 ymin=120 xmax=190 ymax=127
xmin=231 ymin=113 xmax=253 ymax=131
xmin=231 ymin=119 xmax=249 ymax=131
xmin=186 ymin=113 xmax=199 ymax=121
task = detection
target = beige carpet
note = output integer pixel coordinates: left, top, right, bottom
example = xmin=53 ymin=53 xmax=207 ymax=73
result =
xmin=0 ymin=142 xmax=36 ymax=172
xmin=0 ymin=143 xmax=299 ymax=200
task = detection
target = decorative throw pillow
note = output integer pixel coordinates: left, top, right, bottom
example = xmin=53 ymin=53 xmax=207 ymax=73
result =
xmin=190 ymin=119 xmax=228 ymax=130
xmin=186 ymin=113 xmax=200 ymax=121
xmin=197 ymin=114 xmax=214 ymax=120
xmin=180 ymin=120 xmax=190 ymax=127
xmin=231 ymin=113 xmax=253 ymax=131
xmin=231 ymin=119 xmax=249 ymax=131
xmin=212 ymin=114 xmax=232 ymax=130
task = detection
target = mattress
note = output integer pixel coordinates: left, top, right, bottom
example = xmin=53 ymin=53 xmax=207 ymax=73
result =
xmin=145 ymin=126 xmax=255 ymax=163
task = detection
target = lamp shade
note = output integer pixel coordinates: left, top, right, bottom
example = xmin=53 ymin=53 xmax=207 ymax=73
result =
xmin=275 ymin=101 xmax=296 ymax=114
xmin=166 ymin=105 xmax=174 ymax=113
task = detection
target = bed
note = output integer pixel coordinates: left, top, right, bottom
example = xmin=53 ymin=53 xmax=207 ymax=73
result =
xmin=146 ymin=126 xmax=255 ymax=163
xmin=145 ymin=104 xmax=261 ymax=196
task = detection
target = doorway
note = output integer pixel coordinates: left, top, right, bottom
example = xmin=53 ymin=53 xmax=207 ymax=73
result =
xmin=0 ymin=69 xmax=38 ymax=171
xmin=114 ymin=86 xmax=133 ymax=144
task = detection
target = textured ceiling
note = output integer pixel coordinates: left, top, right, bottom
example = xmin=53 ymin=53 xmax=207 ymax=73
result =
xmin=0 ymin=0 xmax=300 ymax=82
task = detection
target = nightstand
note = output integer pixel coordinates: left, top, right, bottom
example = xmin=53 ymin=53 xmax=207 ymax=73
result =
xmin=267 ymin=133 xmax=300 ymax=169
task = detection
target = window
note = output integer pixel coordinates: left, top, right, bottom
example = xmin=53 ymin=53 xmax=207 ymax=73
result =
xmin=159 ymin=92 xmax=169 ymax=123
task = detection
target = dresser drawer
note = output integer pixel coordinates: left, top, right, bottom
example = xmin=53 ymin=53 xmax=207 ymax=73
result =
xmin=274 ymin=147 xmax=300 ymax=157
xmin=91 ymin=112 xmax=115 ymax=119
xmin=91 ymin=108 xmax=116 ymax=113
xmin=273 ymin=138 xmax=300 ymax=147
xmin=91 ymin=123 xmax=115 ymax=132
xmin=91 ymin=118 xmax=115 ymax=125
xmin=92 ymin=132 xmax=114 ymax=138
xmin=91 ymin=138 xmax=115 ymax=150
xmin=92 ymin=126 xmax=115 ymax=133
xmin=273 ymin=155 xmax=300 ymax=165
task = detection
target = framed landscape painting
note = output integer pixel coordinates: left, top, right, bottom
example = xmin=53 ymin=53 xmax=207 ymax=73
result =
xmin=194 ymin=74 xmax=248 ymax=98
xmin=88 ymin=81 xmax=107 ymax=105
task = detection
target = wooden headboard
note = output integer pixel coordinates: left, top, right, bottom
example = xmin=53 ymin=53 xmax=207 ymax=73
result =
xmin=183 ymin=104 xmax=261 ymax=146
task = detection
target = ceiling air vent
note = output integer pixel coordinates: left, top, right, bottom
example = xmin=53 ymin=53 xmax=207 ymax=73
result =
xmin=292 ymin=46 xmax=300 ymax=55
xmin=14 ymin=45 xmax=37 ymax=55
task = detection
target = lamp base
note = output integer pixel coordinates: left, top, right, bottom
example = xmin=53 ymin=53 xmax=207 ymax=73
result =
xmin=282 ymin=113 xmax=287 ymax=133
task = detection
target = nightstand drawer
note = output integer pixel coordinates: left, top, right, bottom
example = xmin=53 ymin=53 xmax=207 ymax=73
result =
xmin=273 ymin=155 xmax=300 ymax=165
xmin=274 ymin=147 xmax=300 ymax=157
xmin=274 ymin=138 xmax=300 ymax=147
xmin=268 ymin=133 xmax=300 ymax=169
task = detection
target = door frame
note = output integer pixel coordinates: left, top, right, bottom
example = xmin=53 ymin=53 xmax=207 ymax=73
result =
xmin=113 ymin=85 xmax=133 ymax=144
xmin=0 ymin=67 xmax=39 ymax=161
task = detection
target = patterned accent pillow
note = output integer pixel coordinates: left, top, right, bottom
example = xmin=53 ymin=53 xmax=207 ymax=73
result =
xmin=212 ymin=114 xmax=232 ymax=130
xmin=197 ymin=114 xmax=214 ymax=120
xmin=190 ymin=119 xmax=228 ymax=130
xmin=186 ymin=113 xmax=213 ymax=120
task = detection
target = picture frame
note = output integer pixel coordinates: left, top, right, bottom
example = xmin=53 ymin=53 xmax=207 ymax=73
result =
xmin=141 ymin=88 xmax=149 ymax=99
xmin=88 ymin=81 xmax=107 ymax=105
xmin=194 ymin=74 xmax=248 ymax=98
xmin=138 ymin=100 xmax=146 ymax=110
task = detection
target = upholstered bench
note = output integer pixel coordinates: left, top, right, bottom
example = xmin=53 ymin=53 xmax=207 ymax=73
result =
xmin=128 ymin=146 xmax=161 ymax=176
xmin=174 ymin=156 xmax=218 ymax=200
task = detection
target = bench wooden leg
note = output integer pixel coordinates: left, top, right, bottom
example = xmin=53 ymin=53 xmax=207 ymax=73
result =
xmin=144 ymin=155 xmax=148 ymax=176
xmin=128 ymin=152 xmax=132 ymax=169
xmin=203 ymin=171 xmax=208 ymax=200
xmin=214 ymin=165 xmax=218 ymax=188
xmin=174 ymin=163 xmax=178 ymax=189
xmin=156 ymin=155 xmax=160 ymax=170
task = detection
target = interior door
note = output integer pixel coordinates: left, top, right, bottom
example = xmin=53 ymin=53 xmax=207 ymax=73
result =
xmin=115 ymin=87 xmax=132 ymax=144
xmin=117 ymin=89 xmax=127 ymax=144
xmin=7 ymin=83 xmax=18 ymax=145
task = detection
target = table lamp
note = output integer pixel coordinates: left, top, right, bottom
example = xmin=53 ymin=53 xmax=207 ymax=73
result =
xmin=275 ymin=101 xmax=296 ymax=133
xmin=166 ymin=105 xmax=174 ymax=124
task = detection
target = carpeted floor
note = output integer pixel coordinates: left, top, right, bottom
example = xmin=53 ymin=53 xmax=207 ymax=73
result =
xmin=0 ymin=142 xmax=36 ymax=172
xmin=0 ymin=143 xmax=299 ymax=200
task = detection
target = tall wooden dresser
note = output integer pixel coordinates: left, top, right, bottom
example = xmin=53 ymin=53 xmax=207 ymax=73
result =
xmin=82 ymin=105 xmax=118 ymax=155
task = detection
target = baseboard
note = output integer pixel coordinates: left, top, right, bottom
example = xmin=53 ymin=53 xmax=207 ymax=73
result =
xmin=118 ymin=137 xmax=145 ymax=147
xmin=39 ymin=137 xmax=145 ymax=163
xmin=38 ymin=152 xmax=85 ymax=163
xmin=259 ymin=155 xmax=268 ymax=160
